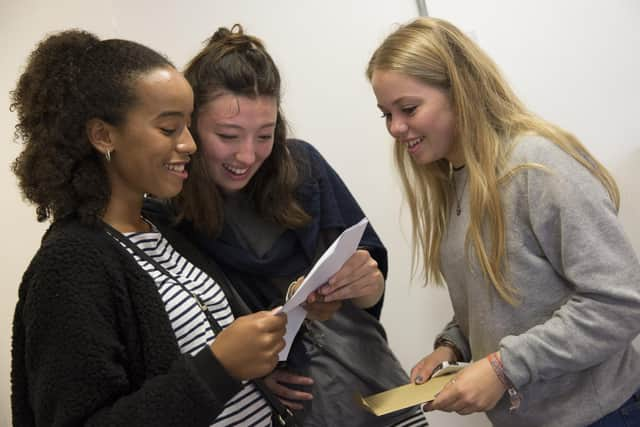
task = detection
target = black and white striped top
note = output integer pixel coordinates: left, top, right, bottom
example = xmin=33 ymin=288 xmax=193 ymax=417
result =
xmin=120 ymin=228 xmax=272 ymax=427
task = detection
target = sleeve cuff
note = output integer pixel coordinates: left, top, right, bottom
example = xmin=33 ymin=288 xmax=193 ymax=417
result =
xmin=499 ymin=335 xmax=532 ymax=389
xmin=435 ymin=330 xmax=471 ymax=362
xmin=191 ymin=346 xmax=244 ymax=403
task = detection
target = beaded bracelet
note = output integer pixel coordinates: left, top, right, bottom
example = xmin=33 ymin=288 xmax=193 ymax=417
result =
xmin=487 ymin=352 xmax=522 ymax=412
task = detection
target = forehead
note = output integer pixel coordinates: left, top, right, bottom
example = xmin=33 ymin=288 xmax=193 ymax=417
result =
xmin=372 ymin=70 xmax=424 ymax=93
xmin=371 ymin=70 xmax=448 ymax=105
xmin=200 ymin=93 xmax=277 ymax=120
xmin=129 ymin=67 xmax=193 ymax=116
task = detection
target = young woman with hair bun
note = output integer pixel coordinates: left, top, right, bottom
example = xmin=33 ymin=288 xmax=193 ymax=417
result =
xmin=163 ymin=24 xmax=429 ymax=427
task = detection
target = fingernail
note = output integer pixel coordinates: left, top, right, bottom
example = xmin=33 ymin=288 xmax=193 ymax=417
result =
xmin=415 ymin=376 xmax=424 ymax=384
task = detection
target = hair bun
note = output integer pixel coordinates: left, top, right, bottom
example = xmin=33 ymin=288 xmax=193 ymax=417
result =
xmin=207 ymin=24 xmax=265 ymax=51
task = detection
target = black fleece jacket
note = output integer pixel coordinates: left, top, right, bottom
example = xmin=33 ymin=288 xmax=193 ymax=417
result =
xmin=11 ymin=212 xmax=248 ymax=427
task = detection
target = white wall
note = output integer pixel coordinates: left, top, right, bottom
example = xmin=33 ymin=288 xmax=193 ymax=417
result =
xmin=1 ymin=1 xmax=639 ymax=426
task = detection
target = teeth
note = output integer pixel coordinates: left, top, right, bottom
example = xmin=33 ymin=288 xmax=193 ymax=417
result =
xmin=407 ymin=137 xmax=422 ymax=148
xmin=165 ymin=163 xmax=185 ymax=172
xmin=223 ymin=163 xmax=249 ymax=175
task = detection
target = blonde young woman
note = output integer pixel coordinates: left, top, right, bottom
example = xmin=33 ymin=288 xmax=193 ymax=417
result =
xmin=367 ymin=17 xmax=640 ymax=427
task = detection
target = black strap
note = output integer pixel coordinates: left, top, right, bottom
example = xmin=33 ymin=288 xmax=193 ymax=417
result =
xmin=103 ymin=220 xmax=300 ymax=426
xmin=103 ymin=221 xmax=222 ymax=333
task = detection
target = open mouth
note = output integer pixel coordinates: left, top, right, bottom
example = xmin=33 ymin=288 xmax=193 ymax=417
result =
xmin=165 ymin=163 xmax=186 ymax=173
xmin=164 ymin=162 xmax=189 ymax=179
xmin=406 ymin=137 xmax=423 ymax=149
xmin=223 ymin=163 xmax=249 ymax=176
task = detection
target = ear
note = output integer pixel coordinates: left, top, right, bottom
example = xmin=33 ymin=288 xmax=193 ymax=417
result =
xmin=86 ymin=118 xmax=115 ymax=157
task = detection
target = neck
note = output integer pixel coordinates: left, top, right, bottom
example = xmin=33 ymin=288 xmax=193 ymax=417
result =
xmin=446 ymin=142 xmax=465 ymax=169
xmin=102 ymin=195 xmax=149 ymax=233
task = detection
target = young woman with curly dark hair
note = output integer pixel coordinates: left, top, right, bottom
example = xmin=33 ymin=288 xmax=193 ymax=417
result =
xmin=10 ymin=29 xmax=295 ymax=427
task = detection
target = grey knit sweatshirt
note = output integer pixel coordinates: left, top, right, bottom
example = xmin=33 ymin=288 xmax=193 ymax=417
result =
xmin=438 ymin=135 xmax=640 ymax=427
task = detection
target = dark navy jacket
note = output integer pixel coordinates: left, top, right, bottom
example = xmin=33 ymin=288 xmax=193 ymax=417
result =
xmin=180 ymin=139 xmax=387 ymax=319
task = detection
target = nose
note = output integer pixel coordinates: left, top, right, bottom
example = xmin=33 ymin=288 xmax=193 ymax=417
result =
xmin=177 ymin=127 xmax=197 ymax=155
xmin=388 ymin=117 xmax=408 ymax=138
xmin=235 ymin=140 xmax=256 ymax=164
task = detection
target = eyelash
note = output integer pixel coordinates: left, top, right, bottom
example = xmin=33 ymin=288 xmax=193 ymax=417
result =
xmin=216 ymin=134 xmax=274 ymax=141
xmin=402 ymin=106 xmax=417 ymax=115
xmin=161 ymin=122 xmax=191 ymax=136
xmin=379 ymin=106 xmax=417 ymax=120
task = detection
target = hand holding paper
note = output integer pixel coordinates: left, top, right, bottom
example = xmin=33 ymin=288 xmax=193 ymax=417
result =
xmin=360 ymin=374 xmax=456 ymax=416
xmin=277 ymin=218 xmax=369 ymax=360
xmin=366 ymin=357 xmax=508 ymax=416
xmin=315 ymin=248 xmax=385 ymax=309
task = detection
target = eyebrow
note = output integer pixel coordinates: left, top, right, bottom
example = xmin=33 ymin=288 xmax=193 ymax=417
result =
xmin=155 ymin=111 xmax=189 ymax=119
xmin=216 ymin=122 xmax=277 ymax=129
xmin=380 ymin=96 xmax=421 ymax=109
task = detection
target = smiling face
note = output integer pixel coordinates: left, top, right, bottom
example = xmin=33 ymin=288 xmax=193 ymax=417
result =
xmin=196 ymin=94 xmax=277 ymax=194
xmin=371 ymin=69 xmax=461 ymax=166
xmin=107 ymin=67 xmax=195 ymax=201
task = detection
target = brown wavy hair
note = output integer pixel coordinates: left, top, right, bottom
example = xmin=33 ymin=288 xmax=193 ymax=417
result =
xmin=174 ymin=24 xmax=310 ymax=237
xmin=11 ymin=29 xmax=173 ymax=225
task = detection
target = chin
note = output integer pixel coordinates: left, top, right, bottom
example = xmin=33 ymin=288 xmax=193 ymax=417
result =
xmin=220 ymin=186 xmax=241 ymax=195
xmin=221 ymin=179 xmax=250 ymax=193
xmin=154 ymin=185 xmax=183 ymax=199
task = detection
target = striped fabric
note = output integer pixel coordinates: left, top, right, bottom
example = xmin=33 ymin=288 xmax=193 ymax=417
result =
xmin=390 ymin=411 xmax=430 ymax=427
xmin=122 ymin=229 xmax=272 ymax=427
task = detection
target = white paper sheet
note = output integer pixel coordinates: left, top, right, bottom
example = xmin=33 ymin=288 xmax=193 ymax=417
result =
xmin=276 ymin=217 xmax=369 ymax=360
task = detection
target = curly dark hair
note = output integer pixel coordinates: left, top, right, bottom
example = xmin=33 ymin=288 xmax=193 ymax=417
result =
xmin=174 ymin=24 xmax=310 ymax=237
xmin=10 ymin=29 xmax=174 ymax=225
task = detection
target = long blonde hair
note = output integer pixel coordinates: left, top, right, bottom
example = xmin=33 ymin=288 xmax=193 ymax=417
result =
xmin=366 ymin=17 xmax=619 ymax=304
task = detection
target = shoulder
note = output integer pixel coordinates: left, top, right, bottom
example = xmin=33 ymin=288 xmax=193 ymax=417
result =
xmin=287 ymin=139 xmax=330 ymax=189
xmin=38 ymin=219 xmax=110 ymax=260
xmin=287 ymin=138 xmax=326 ymax=163
xmin=504 ymin=134 xmax=613 ymax=211
xmin=507 ymin=134 xmax=604 ymax=187
xmin=22 ymin=219 xmax=123 ymax=296
xmin=508 ymin=134 xmax=574 ymax=169
xmin=16 ymin=225 xmax=118 ymax=332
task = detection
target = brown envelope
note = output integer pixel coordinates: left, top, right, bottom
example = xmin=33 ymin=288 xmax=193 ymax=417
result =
xmin=359 ymin=374 xmax=456 ymax=416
